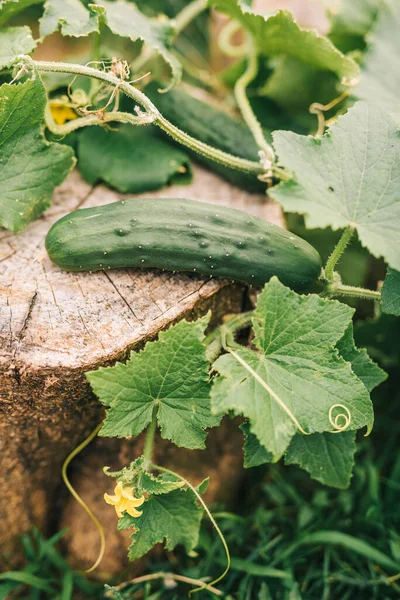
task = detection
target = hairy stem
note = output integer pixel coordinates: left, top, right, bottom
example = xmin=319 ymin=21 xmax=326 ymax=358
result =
xmin=32 ymin=59 xmax=265 ymax=176
xmin=234 ymin=38 xmax=275 ymax=165
xmin=45 ymin=104 xmax=154 ymax=136
xmin=174 ymin=0 xmax=207 ymax=36
xmin=325 ymin=226 xmax=354 ymax=281
xmin=218 ymin=20 xmax=247 ymax=57
xmin=150 ymin=463 xmax=231 ymax=595
xmin=143 ymin=410 xmax=157 ymax=464
xmin=205 ymin=311 xmax=253 ymax=362
xmin=329 ymin=284 xmax=381 ymax=301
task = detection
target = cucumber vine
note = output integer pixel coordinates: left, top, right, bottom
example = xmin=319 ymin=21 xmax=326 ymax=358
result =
xmin=1 ymin=0 xmax=399 ymax=596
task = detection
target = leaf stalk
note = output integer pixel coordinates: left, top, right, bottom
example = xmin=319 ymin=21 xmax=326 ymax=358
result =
xmin=324 ymin=226 xmax=354 ymax=281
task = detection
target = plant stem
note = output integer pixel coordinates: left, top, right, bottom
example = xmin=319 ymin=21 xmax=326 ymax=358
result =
xmin=45 ymin=104 xmax=154 ymax=136
xmin=174 ymin=0 xmax=207 ymax=36
xmin=105 ymin=572 xmax=222 ymax=597
xmin=150 ymin=463 xmax=231 ymax=595
xmin=234 ymin=38 xmax=275 ymax=165
xmin=329 ymin=284 xmax=381 ymax=301
xmin=61 ymin=423 xmax=105 ymax=573
xmin=143 ymin=410 xmax=157 ymax=464
xmin=32 ymin=59 xmax=265 ymax=176
xmin=156 ymin=113 xmax=264 ymax=173
xmin=205 ymin=311 xmax=254 ymax=362
xmin=324 ymin=226 xmax=354 ymax=281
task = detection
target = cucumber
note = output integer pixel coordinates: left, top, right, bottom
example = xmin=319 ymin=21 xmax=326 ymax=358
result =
xmin=45 ymin=198 xmax=322 ymax=291
xmin=145 ymin=83 xmax=269 ymax=192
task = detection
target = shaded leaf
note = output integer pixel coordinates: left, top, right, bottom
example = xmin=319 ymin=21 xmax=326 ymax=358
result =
xmin=0 ymin=0 xmax=42 ymax=26
xmin=285 ymin=431 xmax=356 ymax=489
xmin=355 ymin=1 xmax=400 ymax=122
xmin=77 ymin=124 xmax=191 ymax=193
xmin=336 ymin=323 xmax=387 ymax=392
xmin=92 ymin=0 xmax=181 ymax=86
xmin=0 ymin=26 xmax=36 ymax=69
xmin=209 ymin=0 xmax=359 ymax=83
xmin=271 ymin=102 xmax=400 ymax=270
xmin=241 ymin=421 xmax=273 ymax=468
xmin=0 ymin=78 xmax=75 ymax=232
xmin=39 ymin=0 xmax=99 ymax=37
xmin=381 ymin=268 xmax=400 ymax=316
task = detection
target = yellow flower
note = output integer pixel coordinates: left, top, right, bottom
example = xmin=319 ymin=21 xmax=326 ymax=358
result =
xmin=104 ymin=481 xmax=145 ymax=518
xmin=49 ymin=102 xmax=78 ymax=126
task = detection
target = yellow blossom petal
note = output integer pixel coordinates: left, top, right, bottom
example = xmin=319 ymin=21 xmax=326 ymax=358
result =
xmin=49 ymin=102 xmax=78 ymax=125
xmin=126 ymin=504 xmax=143 ymax=518
xmin=104 ymin=492 xmax=119 ymax=505
xmin=104 ymin=482 xmax=145 ymax=518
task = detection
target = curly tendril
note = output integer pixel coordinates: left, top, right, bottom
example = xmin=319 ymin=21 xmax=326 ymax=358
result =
xmin=328 ymin=404 xmax=352 ymax=433
xmin=225 ymin=344 xmax=352 ymax=437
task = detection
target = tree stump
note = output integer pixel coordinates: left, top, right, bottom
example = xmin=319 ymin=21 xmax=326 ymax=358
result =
xmin=0 ymin=166 xmax=283 ymax=571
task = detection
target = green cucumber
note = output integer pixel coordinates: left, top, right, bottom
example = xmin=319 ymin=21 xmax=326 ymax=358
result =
xmin=45 ymin=198 xmax=322 ymax=290
xmin=145 ymin=83 xmax=269 ymax=192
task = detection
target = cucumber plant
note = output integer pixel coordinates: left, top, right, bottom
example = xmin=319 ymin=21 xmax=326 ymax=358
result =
xmin=1 ymin=0 xmax=400 ymax=596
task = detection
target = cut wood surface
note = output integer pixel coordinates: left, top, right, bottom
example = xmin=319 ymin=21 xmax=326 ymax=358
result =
xmin=0 ymin=165 xmax=283 ymax=569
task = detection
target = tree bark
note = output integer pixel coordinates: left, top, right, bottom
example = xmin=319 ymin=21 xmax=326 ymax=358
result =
xmin=0 ymin=166 xmax=283 ymax=570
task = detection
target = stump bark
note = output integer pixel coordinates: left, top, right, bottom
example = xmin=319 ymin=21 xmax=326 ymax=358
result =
xmin=0 ymin=166 xmax=283 ymax=571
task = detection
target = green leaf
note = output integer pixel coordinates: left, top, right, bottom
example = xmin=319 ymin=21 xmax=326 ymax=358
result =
xmin=87 ymin=316 xmax=221 ymax=449
xmin=355 ymin=1 xmax=400 ymax=121
xmin=0 ymin=0 xmax=42 ymax=26
xmin=270 ymin=102 xmax=400 ymax=270
xmin=77 ymin=125 xmax=191 ymax=193
xmin=211 ymin=277 xmax=373 ymax=461
xmin=208 ymin=0 xmax=359 ymax=83
xmin=91 ymin=0 xmax=182 ymax=87
xmin=0 ymin=78 xmax=75 ymax=232
xmin=241 ymin=421 xmax=273 ymax=468
xmin=336 ymin=324 xmax=387 ymax=392
xmin=39 ymin=0 xmax=99 ymax=38
xmin=118 ymin=488 xmax=203 ymax=560
xmin=381 ymin=268 xmax=400 ymax=316
xmin=0 ymin=26 xmax=36 ymax=69
xmin=104 ymin=457 xmax=184 ymax=495
xmin=285 ymin=431 xmax=356 ymax=489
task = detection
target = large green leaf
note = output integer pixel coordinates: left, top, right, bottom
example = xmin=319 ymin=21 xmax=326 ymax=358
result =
xmin=118 ymin=487 xmax=203 ymax=560
xmin=209 ymin=0 xmax=359 ymax=84
xmin=91 ymin=0 xmax=182 ymax=86
xmin=355 ymin=0 xmax=400 ymax=122
xmin=285 ymin=431 xmax=356 ymax=489
xmin=0 ymin=78 xmax=75 ymax=232
xmin=0 ymin=26 xmax=36 ymax=69
xmin=211 ymin=277 xmax=373 ymax=461
xmin=87 ymin=316 xmax=221 ymax=449
xmin=270 ymin=102 xmax=400 ymax=270
xmin=77 ymin=124 xmax=191 ymax=193
xmin=241 ymin=421 xmax=273 ymax=468
xmin=336 ymin=323 xmax=387 ymax=392
xmin=240 ymin=319 xmax=383 ymax=485
xmin=381 ymin=268 xmax=400 ymax=316
xmin=39 ymin=0 xmax=99 ymax=37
